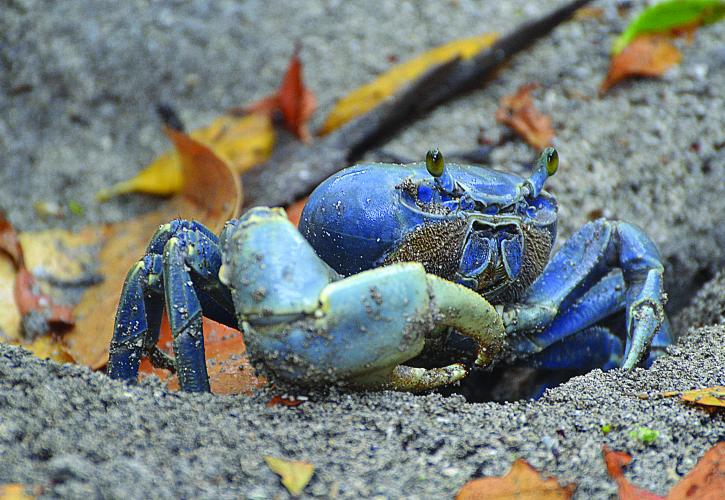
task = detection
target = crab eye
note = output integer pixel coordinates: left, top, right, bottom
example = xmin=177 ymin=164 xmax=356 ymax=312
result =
xmin=426 ymin=148 xmax=445 ymax=177
xmin=543 ymin=147 xmax=558 ymax=176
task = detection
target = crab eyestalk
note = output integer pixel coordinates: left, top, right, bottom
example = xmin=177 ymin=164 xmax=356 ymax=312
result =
xmin=523 ymin=147 xmax=558 ymax=198
xmin=426 ymin=148 xmax=455 ymax=193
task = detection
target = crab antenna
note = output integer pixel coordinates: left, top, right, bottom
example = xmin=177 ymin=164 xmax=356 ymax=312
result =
xmin=426 ymin=148 xmax=455 ymax=193
xmin=524 ymin=147 xmax=558 ymax=198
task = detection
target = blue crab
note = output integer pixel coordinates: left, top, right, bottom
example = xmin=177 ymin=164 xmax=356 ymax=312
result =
xmin=107 ymin=148 xmax=671 ymax=393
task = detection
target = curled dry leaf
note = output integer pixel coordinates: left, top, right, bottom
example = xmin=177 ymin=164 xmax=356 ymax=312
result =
xmin=264 ymin=456 xmax=315 ymax=497
xmin=600 ymin=34 xmax=682 ymax=93
xmin=663 ymin=386 xmax=725 ymax=409
xmin=0 ymin=216 xmax=79 ymax=347
xmin=318 ymin=32 xmax=499 ymax=135
xmin=98 ymin=112 xmax=274 ymax=199
xmin=495 ymin=83 xmax=554 ymax=150
xmin=240 ymin=47 xmax=317 ymax=143
xmin=456 ymin=458 xmax=575 ymax=500
xmin=64 ymin=128 xmax=242 ymax=369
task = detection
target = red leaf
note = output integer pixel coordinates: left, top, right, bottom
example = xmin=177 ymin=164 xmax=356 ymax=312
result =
xmin=267 ymin=395 xmax=304 ymax=408
xmin=241 ymin=47 xmax=317 ymax=142
xmin=0 ymin=215 xmax=24 ymax=267
xmin=602 ymin=445 xmax=666 ymax=500
xmin=13 ymin=268 xmax=74 ymax=328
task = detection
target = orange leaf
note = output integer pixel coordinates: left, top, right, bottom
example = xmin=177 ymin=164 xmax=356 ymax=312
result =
xmin=602 ymin=445 xmax=666 ymax=500
xmin=285 ymin=197 xmax=308 ymax=227
xmin=64 ymin=131 xmax=242 ymax=368
xmin=242 ymin=47 xmax=317 ymax=142
xmin=663 ymin=387 xmax=725 ymax=409
xmin=495 ymin=83 xmax=554 ymax=150
xmin=600 ymin=34 xmax=682 ymax=93
xmin=141 ymin=316 xmax=264 ymax=395
xmin=667 ymin=442 xmax=724 ymax=500
xmin=0 ymin=483 xmax=34 ymax=500
xmin=267 ymin=395 xmax=304 ymax=408
xmin=456 ymin=458 xmax=576 ymax=499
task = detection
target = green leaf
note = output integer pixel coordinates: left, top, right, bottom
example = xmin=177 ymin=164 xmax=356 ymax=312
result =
xmin=612 ymin=0 xmax=725 ymax=54
xmin=628 ymin=427 xmax=660 ymax=445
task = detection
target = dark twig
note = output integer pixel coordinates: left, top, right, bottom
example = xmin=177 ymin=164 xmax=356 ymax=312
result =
xmin=242 ymin=0 xmax=591 ymax=208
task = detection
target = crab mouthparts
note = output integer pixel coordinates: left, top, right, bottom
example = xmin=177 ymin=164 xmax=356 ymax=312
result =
xmin=458 ymin=224 xmax=524 ymax=287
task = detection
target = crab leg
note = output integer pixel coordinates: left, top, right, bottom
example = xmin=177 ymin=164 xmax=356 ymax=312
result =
xmin=108 ymin=220 xmax=236 ymax=391
xmin=502 ymin=219 xmax=669 ymax=369
xmin=107 ymin=254 xmax=165 ymax=382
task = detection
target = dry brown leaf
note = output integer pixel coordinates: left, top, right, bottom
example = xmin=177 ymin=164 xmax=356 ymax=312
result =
xmin=600 ymin=34 xmax=682 ymax=93
xmin=574 ymin=6 xmax=605 ymax=20
xmin=495 ymin=83 xmax=554 ymax=150
xmin=241 ymin=47 xmax=317 ymax=143
xmin=264 ymin=456 xmax=314 ymax=496
xmin=267 ymin=395 xmax=304 ymax=408
xmin=285 ymin=197 xmax=308 ymax=227
xmin=64 ymin=129 xmax=242 ymax=368
xmin=662 ymin=387 xmax=725 ymax=409
xmin=456 ymin=458 xmax=576 ymax=499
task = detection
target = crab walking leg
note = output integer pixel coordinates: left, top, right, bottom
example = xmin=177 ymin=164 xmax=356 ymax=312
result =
xmin=108 ymin=254 xmax=165 ymax=381
xmin=160 ymin=226 xmax=242 ymax=392
xmin=108 ymin=221 xmax=237 ymax=388
xmin=502 ymin=219 xmax=668 ymax=369
xmin=149 ymin=220 xmax=236 ymax=327
xmin=508 ymin=270 xmax=625 ymax=353
xmin=529 ymin=326 xmax=623 ymax=371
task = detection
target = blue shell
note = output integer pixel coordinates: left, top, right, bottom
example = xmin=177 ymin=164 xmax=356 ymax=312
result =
xmin=300 ymin=161 xmax=557 ymax=276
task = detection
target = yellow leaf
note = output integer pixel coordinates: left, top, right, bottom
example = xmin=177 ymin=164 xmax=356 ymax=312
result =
xmin=663 ymin=386 xmax=725 ymax=408
xmin=21 ymin=336 xmax=74 ymax=363
xmin=0 ymin=255 xmax=21 ymax=342
xmin=264 ymin=456 xmax=314 ymax=496
xmin=97 ymin=113 xmax=274 ymax=200
xmin=319 ymin=32 xmax=499 ymax=135
xmin=0 ymin=484 xmax=34 ymax=500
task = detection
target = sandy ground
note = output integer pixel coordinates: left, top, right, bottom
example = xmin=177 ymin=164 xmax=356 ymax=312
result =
xmin=1 ymin=0 xmax=723 ymax=498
